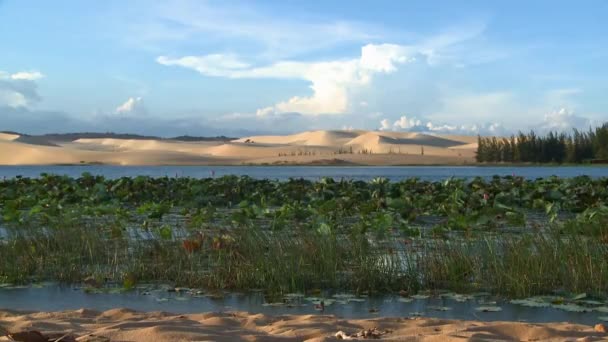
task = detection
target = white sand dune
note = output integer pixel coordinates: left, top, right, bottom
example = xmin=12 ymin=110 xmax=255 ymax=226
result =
xmin=0 ymin=308 xmax=605 ymax=342
xmin=236 ymin=130 xmax=360 ymax=146
xmin=74 ymin=138 xmax=220 ymax=153
xmin=449 ymin=142 xmax=478 ymax=150
xmin=0 ymin=130 xmax=478 ymax=165
xmin=343 ymin=131 xmax=471 ymax=155
xmin=0 ymin=133 xmax=19 ymax=141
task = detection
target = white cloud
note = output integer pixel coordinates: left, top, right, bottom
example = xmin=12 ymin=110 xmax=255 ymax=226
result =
xmin=379 ymin=114 xmax=504 ymax=135
xmin=145 ymin=0 xmax=381 ymax=59
xmin=156 ymin=55 xmax=250 ymax=77
xmin=539 ymin=108 xmax=593 ymax=132
xmin=115 ymin=97 xmax=147 ymax=115
xmin=379 ymin=118 xmax=391 ymax=131
xmin=158 ymin=44 xmax=417 ymax=115
xmin=157 ymin=21 xmax=486 ymax=117
xmin=393 ymin=115 xmax=422 ymax=129
xmin=10 ymin=71 xmax=45 ymax=81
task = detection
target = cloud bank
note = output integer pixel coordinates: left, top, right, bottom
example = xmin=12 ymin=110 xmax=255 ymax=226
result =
xmin=379 ymin=115 xmax=504 ymax=135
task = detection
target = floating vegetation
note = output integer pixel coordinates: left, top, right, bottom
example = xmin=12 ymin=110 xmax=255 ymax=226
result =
xmin=511 ymin=298 xmax=552 ymax=308
xmin=348 ymin=298 xmax=366 ymax=303
xmin=1 ymin=174 xmax=608 ymax=298
xmin=475 ymin=306 xmax=503 ymax=312
xmin=428 ymin=306 xmax=451 ymax=311
xmin=551 ymin=304 xmax=592 ymax=313
xmin=261 ymin=302 xmax=285 ymax=307
xmin=443 ymin=293 xmax=474 ymax=302
xmin=332 ymin=293 xmax=356 ymax=300
xmin=397 ymin=297 xmax=414 ymax=303
xmin=284 ymin=293 xmax=305 ymax=300
xmin=411 ymin=294 xmax=430 ymax=300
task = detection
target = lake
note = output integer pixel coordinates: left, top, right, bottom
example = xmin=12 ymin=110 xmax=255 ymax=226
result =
xmin=0 ymin=165 xmax=606 ymax=181
xmin=0 ymin=285 xmax=604 ymax=325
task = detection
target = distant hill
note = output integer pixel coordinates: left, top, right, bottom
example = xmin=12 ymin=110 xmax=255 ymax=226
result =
xmin=0 ymin=131 xmax=237 ymax=142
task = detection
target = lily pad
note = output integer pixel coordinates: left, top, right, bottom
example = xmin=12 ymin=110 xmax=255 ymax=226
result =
xmin=478 ymin=300 xmax=497 ymax=305
xmin=348 ymin=298 xmax=366 ymax=303
xmin=304 ymin=297 xmax=321 ymax=302
xmin=411 ymin=294 xmax=430 ymax=300
xmin=262 ymin=302 xmax=285 ymax=307
xmin=284 ymin=293 xmax=304 ymax=299
xmin=552 ymin=304 xmax=591 ymax=313
xmin=475 ymin=306 xmax=502 ymax=312
xmin=442 ymin=293 xmax=471 ymax=300
xmin=579 ymin=300 xmax=604 ymax=306
xmin=510 ymin=299 xmax=551 ymax=308
xmin=428 ymin=306 xmax=451 ymax=311
xmin=572 ymin=293 xmax=587 ymax=300
xmin=332 ymin=293 xmax=355 ymax=299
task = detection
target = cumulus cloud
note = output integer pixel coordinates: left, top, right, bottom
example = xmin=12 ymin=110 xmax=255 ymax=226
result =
xmin=115 ymin=97 xmax=147 ymax=116
xmin=157 ymin=24 xmax=484 ymax=117
xmin=379 ymin=114 xmax=504 ymax=135
xmin=158 ymin=43 xmax=416 ymax=115
xmin=393 ymin=116 xmax=423 ymax=130
xmin=379 ymin=119 xmax=391 ymax=130
xmin=539 ymin=108 xmax=593 ymax=132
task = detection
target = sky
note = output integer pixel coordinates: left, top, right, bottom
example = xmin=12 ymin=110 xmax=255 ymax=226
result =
xmin=1 ymin=0 xmax=607 ymax=137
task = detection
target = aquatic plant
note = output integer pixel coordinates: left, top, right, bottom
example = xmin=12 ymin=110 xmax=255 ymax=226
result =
xmin=1 ymin=174 xmax=608 ymax=297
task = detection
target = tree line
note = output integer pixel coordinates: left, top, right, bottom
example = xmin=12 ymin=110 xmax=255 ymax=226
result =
xmin=476 ymin=123 xmax=608 ymax=163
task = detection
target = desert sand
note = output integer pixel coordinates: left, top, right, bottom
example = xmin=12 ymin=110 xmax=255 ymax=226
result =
xmin=0 ymin=130 xmax=478 ymax=166
xmin=0 ymin=308 xmax=605 ymax=341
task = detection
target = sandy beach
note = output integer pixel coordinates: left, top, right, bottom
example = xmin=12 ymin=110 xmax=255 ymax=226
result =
xmin=0 ymin=130 xmax=477 ymax=166
xmin=0 ymin=308 xmax=606 ymax=341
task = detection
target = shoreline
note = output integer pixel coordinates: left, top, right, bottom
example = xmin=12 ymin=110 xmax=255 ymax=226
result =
xmin=1 ymin=308 xmax=606 ymax=341
xmin=1 ymin=162 xmax=606 ymax=167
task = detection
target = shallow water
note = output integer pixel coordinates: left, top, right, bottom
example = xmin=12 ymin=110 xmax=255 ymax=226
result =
xmin=0 ymin=165 xmax=606 ymax=181
xmin=0 ymin=285 xmax=604 ymax=325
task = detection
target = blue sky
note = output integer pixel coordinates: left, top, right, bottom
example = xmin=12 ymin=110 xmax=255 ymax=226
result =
xmin=1 ymin=0 xmax=607 ymax=136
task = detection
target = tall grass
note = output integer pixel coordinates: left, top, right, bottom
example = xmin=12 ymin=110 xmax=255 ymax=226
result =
xmin=2 ymin=220 xmax=608 ymax=298
xmin=419 ymin=234 xmax=608 ymax=297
